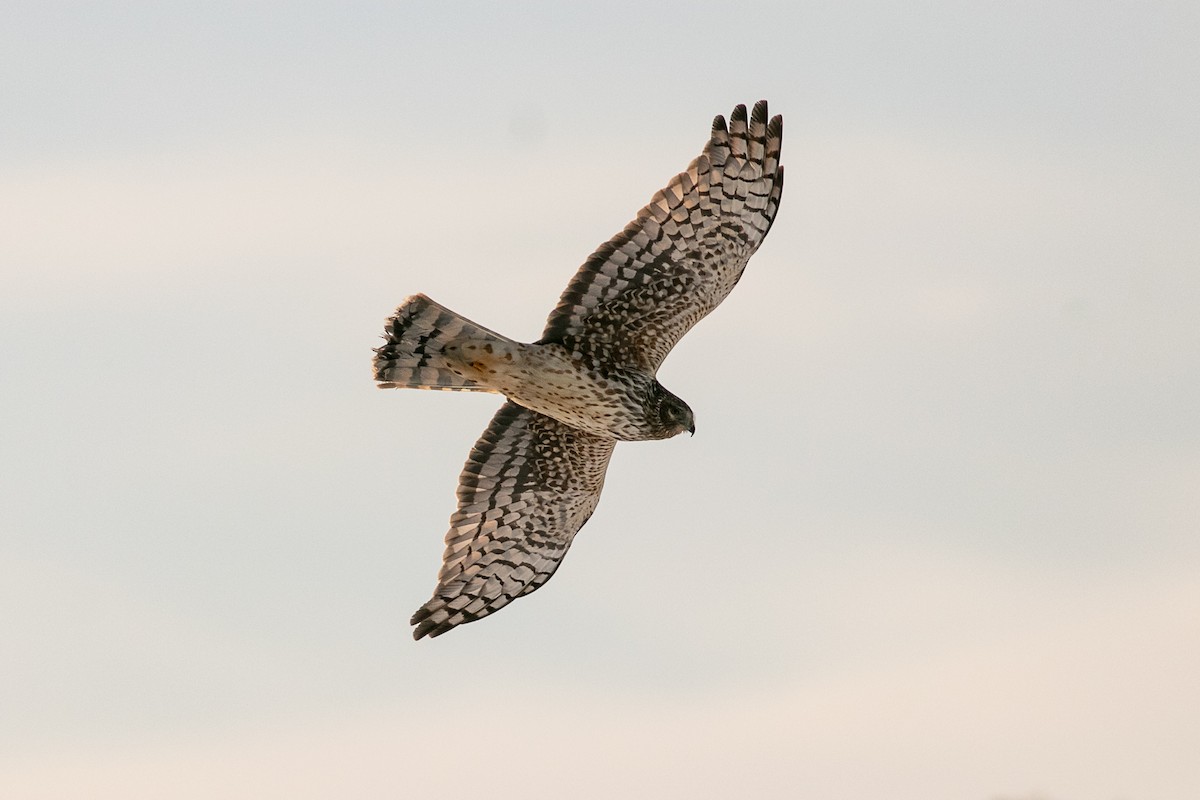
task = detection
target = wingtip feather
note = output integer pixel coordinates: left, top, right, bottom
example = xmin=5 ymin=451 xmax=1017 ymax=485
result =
xmin=751 ymin=99 xmax=768 ymax=125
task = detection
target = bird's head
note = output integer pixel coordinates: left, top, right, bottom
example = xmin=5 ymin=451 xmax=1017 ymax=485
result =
xmin=651 ymin=383 xmax=695 ymax=439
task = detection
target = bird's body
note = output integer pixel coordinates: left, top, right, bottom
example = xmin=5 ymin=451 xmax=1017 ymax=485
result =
xmin=375 ymin=101 xmax=784 ymax=639
xmin=379 ymin=295 xmax=691 ymax=441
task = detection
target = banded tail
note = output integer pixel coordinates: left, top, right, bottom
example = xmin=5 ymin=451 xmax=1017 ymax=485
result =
xmin=373 ymin=294 xmax=510 ymax=392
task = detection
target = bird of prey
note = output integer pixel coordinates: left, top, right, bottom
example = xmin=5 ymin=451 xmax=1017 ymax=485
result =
xmin=374 ymin=101 xmax=784 ymax=639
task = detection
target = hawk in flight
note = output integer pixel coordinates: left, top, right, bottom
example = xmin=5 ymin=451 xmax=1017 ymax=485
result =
xmin=375 ymin=101 xmax=784 ymax=639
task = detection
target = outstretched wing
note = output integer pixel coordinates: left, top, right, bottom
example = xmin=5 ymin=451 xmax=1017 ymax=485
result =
xmin=540 ymin=100 xmax=784 ymax=373
xmin=411 ymin=401 xmax=616 ymax=639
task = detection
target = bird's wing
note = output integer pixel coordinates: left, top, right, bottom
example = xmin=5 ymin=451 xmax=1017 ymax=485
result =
xmin=411 ymin=401 xmax=616 ymax=639
xmin=540 ymin=100 xmax=784 ymax=373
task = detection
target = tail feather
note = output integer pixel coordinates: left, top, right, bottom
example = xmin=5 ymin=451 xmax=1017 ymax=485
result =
xmin=373 ymin=294 xmax=510 ymax=391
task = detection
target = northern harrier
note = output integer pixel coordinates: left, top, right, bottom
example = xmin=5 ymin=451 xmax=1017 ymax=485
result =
xmin=375 ymin=101 xmax=784 ymax=639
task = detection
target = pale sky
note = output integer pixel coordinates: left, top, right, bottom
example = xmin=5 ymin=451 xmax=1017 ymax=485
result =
xmin=3 ymin=2 xmax=1199 ymax=799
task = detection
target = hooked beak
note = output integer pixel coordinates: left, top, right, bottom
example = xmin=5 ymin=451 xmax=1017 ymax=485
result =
xmin=688 ymin=422 xmax=696 ymax=437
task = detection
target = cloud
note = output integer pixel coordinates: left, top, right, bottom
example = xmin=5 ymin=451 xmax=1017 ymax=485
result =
xmin=5 ymin=549 xmax=1196 ymax=800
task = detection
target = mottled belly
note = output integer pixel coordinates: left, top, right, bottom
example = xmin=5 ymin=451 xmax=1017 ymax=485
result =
xmin=442 ymin=340 xmax=650 ymax=440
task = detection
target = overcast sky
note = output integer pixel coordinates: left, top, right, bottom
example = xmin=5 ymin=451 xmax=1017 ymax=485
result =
xmin=3 ymin=2 xmax=1199 ymax=798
